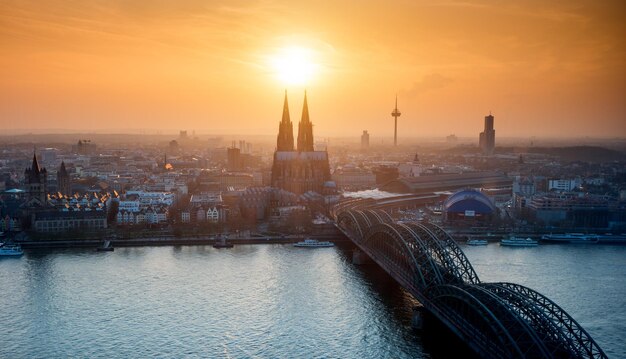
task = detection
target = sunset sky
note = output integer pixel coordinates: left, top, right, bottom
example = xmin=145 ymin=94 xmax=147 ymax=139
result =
xmin=0 ymin=0 xmax=624 ymax=138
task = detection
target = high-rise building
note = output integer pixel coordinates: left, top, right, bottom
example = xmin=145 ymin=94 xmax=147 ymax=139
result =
xmin=271 ymin=91 xmax=331 ymax=195
xmin=57 ymin=161 xmax=71 ymax=195
xmin=227 ymin=146 xmax=243 ymax=171
xmin=479 ymin=113 xmax=496 ymax=155
xmin=361 ymin=130 xmax=370 ymax=150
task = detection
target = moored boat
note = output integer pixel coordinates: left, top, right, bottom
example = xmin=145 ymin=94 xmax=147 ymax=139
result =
xmin=294 ymin=239 xmax=334 ymax=248
xmin=0 ymin=243 xmax=24 ymax=256
xmin=466 ymin=238 xmax=488 ymax=246
xmin=500 ymin=236 xmax=538 ymax=247
xmin=541 ymin=233 xmax=599 ymax=244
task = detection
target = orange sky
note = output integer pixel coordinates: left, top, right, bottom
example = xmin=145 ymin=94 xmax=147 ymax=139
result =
xmin=0 ymin=0 xmax=624 ymax=139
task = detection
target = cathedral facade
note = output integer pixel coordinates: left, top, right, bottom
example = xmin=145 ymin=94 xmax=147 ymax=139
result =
xmin=271 ymin=91 xmax=331 ymax=195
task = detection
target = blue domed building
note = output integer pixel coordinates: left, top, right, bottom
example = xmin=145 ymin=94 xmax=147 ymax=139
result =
xmin=444 ymin=189 xmax=496 ymax=221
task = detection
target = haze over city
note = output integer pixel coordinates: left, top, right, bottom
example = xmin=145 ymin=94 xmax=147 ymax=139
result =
xmin=1 ymin=0 xmax=624 ymax=138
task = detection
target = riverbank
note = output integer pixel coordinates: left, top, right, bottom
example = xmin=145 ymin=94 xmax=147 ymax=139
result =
xmin=18 ymin=234 xmax=351 ymax=249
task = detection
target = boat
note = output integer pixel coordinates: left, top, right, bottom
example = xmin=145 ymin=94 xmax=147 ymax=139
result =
xmin=541 ymin=233 xmax=599 ymax=244
xmin=500 ymin=236 xmax=538 ymax=247
xmin=293 ymin=239 xmax=334 ymax=248
xmin=466 ymin=238 xmax=488 ymax=246
xmin=96 ymin=240 xmax=114 ymax=252
xmin=0 ymin=243 xmax=24 ymax=256
xmin=213 ymin=236 xmax=234 ymax=248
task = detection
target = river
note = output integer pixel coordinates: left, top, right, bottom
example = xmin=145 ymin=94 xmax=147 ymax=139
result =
xmin=0 ymin=243 xmax=624 ymax=358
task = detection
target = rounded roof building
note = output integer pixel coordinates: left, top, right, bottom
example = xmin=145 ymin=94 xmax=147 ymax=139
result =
xmin=444 ymin=189 xmax=495 ymax=215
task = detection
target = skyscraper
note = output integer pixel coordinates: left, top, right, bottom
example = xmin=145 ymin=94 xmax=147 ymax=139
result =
xmin=271 ymin=91 xmax=331 ymax=195
xmin=479 ymin=113 xmax=496 ymax=155
xmin=361 ymin=130 xmax=370 ymax=150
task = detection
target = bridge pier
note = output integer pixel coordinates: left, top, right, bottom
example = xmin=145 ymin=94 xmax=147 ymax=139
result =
xmin=352 ymin=249 xmax=371 ymax=265
xmin=411 ymin=306 xmax=424 ymax=330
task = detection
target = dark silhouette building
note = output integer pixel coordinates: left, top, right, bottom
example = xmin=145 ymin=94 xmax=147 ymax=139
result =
xmin=271 ymin=91 xmax=331 ymax=195
xmin=479 ymin=113 xmax=495 ymax=155
xmin=24 ymin=152 xmax=48 ymax=206
xmin=276 ymin=90 xmax=295 ymax=151
xmin=361 ymin=130 xmax=370 ymax=150
xmin=57 ymin=161 xmax=71 ymax=195
xmin=227 ymin=146 xmax=243 ymax=171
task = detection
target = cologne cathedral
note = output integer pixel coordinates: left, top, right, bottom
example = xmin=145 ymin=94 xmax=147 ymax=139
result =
xmin=271 ymin=91 xmax=331 ymax=195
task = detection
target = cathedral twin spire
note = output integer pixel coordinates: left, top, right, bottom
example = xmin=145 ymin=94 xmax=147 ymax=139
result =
xmin=276 ymin=90 xmax=314 ymax=152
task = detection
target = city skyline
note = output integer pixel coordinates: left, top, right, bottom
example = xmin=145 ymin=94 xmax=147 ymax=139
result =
xmin=1 ymin=1 xmax=624 ymax=138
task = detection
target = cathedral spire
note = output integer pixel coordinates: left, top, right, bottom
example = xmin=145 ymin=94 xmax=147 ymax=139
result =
xmin=297 ymin=90 xmax=314 ymax=152
xmin=31 ymin=151 xmax=40 ymax=175
xmin=276 ymin=90 xmax=294 ymax=151
xmin=282 ymin=89 xmax=290 ymax=124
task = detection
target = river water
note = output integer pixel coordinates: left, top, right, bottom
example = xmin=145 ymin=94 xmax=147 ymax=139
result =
xmin=0 ymin=243 xmax=624 ymax=358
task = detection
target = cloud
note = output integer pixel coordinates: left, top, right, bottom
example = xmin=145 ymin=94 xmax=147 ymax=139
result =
xmin=403 ymin=73 xmax=453 ymax=97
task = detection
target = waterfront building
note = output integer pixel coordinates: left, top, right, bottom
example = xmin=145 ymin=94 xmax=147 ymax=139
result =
xmin=443 ymin=189 xmax=496 ymax=221
xmin=33 ymin=209 xmax=107 ymax=232
xmin=271 ymin=91 xmax=331 ymax=195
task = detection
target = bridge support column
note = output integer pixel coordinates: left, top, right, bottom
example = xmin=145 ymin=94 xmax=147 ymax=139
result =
xmin=411 ymin=306 xmax=424 ymax=330
xmin=352 ymin=249 xmax=371 ymax=265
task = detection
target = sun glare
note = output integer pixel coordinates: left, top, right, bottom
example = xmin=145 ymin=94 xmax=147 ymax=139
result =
xmin=270 ymin=46 xmax=318 ymax=86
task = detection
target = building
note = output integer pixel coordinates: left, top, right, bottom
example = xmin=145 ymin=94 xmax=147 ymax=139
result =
xmin=33 ymin=209 xmax=107 ymax=232
xmin=271 ymin=91 xmax=331 ymax=195
xmin=479 ymin=113 xmax=496 ymax=155
xmin=71 ymin=139 xmax=97 ymax=155
xmin=381 ymin=171 xmax=512 ymax=195
xmin=361 ymin=130 xmax=370 ymax=150
xmin=332 ymin=166 xmax=376 ymax=191
xmin=398 ymin=154 xmax=421 ymax=178
xmin=227 ymin=146 xmax=243 ymax=171
xmin=444 ymin=189 xmax=496 ymax=221
xmin=548 ymin=179 xmax=580 ymax=192
xmin=57 ymin=161 xmax=71 ymax=195
xmin=24 ymin=153 xmax=48 ymax=206
xmin=39 ymin=148 xmax=58 ymax=164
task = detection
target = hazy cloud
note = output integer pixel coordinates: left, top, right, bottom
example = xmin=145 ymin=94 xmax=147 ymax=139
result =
xmin=403 ymin=74 xmax=454 ymax=97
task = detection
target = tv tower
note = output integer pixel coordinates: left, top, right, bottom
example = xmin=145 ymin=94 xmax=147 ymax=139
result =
xmin=391 ymin=95 xmax=401 ymax=146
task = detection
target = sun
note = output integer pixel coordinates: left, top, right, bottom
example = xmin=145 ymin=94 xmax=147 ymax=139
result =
xmin=270 ymin=46 xmax=318 ymax=86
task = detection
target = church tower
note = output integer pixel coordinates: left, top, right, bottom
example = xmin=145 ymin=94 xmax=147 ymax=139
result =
xmin=297 ymin=91 xmax=314 ymax=152
xmin=24 ymin=151 xmax=48 ymax=206
xmin=271 ymin=91 xmax=331 ymax=195
xmin=276 ymin=90 xmax=294 ymax=151
xmin=57 ymin=161 xmax=71 ymax=195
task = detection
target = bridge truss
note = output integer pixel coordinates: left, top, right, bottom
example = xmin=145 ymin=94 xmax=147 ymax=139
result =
xmin=335 ymin=208 xmax=607 ymax=359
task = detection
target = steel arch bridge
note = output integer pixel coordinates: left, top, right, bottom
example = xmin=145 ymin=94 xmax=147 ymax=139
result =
xmin=335 ymin=208 xmax=607 ymax=359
